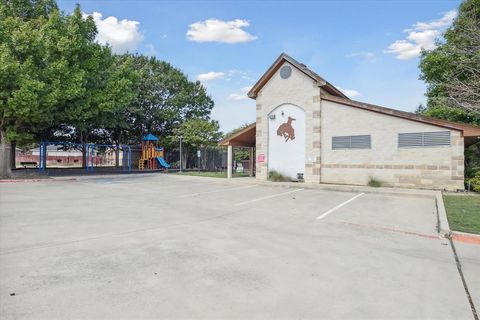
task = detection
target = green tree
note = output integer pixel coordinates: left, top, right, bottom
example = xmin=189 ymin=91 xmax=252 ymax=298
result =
xmin=172 ymin=118 xmax=222 ymax=169
xmin=96 ymin=54 xmax=140 ymax=166
xmin=47 ymin=6 xmax=137 ymax=167
xmin=419 ymin=0 xmax=480 ymax=115
xmin=419 ymin=0 xmax=480 ymax=185
xmin=0 ymin=0 xmax=82 ymax=175
xmin=124 ymin=55 xmax=214 ymax=147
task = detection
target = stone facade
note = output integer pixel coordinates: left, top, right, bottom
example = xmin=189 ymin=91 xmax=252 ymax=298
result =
xmin=255 ymin=62 xmax=322 ymax=183
xmin=254 ymin=61 xmax=465 ymax=191
xmin=320 ymin=100 xmax=464 ymax=190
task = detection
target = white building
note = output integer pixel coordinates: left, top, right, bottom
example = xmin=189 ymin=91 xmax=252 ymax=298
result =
xmin=220 ymin=53 xmax=480 ymax=190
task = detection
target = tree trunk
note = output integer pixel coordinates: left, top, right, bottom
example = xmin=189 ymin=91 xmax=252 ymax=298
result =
xmin=82 ymin=146 xmax=87 ymax=169
xmin=182 ymin=147 xmax=189 ymax=169
xmin=10 ymin=140 xmax=16 ymax=170
xmin=80 ymin=132 xmax=88 ymax=169
xmin=0 ymin=129 xmax=12 ymax=177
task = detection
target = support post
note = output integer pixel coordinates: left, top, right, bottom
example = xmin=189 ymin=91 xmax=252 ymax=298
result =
xmin=249 ymin=147 xmax=254 ymax=177
xmin=227 ymin=145 xmax=233 ymax=179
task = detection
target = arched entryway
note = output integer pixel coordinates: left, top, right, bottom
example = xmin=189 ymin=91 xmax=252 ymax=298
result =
xmin=267 ymin=104 xmax=305 ymax=180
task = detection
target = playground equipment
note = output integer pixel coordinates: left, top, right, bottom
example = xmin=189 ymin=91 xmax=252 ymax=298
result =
xmin=139 ymin=133 xmax=171 ymax=170
xmin=38 ymin=141 xmax=132 ymax=173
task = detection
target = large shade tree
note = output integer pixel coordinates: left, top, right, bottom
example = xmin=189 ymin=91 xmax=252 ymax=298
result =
xmin=0 ymin=0 xmax=79 ymax=175
xmin=419 ymin=0 xmax=480 ymax=117
xmin=0 ymin=1 xmax=137 ymax=174
xmin=122 ymin=55 xmax=215 ymax=147
xmin=172 ymin=118 xmax=222 ymax=169
xmin=419 ymin=0 xmax=480 ymax=185
xmin=0 ymin=0 xmax=216 ymax=175
xmin=54 ymin=7 xmax=137 ymax=167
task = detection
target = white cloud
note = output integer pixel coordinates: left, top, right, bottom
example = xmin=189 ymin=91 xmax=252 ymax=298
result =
xmin=187 ymin=19 xmax=257 ymax=44
xmin=196 ymin=71 xmax=225 ymax=82
xmin=227 ymin=86 xmax=253 ymax=101
xmin=85 ymin=12 xmax=144 ymax=53
xmin=338 ymin=87 xmax=360 ymax=98
xmin=386 ymin=10 xmax=457 ymax=60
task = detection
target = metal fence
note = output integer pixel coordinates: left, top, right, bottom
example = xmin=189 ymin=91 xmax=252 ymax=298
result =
xmin=165 ymin=146 xmax=227 ymax=171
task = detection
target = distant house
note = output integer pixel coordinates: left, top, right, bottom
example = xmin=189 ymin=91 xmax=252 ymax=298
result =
xmin=22 ymin=145 xmax=83 ymax=166
xmin=31 ymin=145 xmax=82 ymax=157
xmin=220 ymin=53 xmax=480 ymax=190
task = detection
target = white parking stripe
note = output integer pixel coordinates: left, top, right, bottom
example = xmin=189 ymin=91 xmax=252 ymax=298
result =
xmin=316 ymin=193 xmax=364 ymax=220
xmin=178 ymin=185 xmax=257 ymax=198
xmin=234 ymin=188 xmax=304 ymax=206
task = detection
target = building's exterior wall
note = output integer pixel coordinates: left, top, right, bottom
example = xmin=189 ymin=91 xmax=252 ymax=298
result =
xmin=320 ymin=100 xmax=464 ymax=190
xmin=267 ymin=104 xmax=306 ymax=179
xmin=255 ymin=62 xmax=322 ymax=182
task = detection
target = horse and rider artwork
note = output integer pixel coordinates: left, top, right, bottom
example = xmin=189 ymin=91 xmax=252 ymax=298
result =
xmin=277 ymin=116 xmax=296 ymax=142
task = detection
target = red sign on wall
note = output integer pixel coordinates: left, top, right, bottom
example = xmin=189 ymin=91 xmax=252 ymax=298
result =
xmin=257 ymin=153 xmax=265 ymax=163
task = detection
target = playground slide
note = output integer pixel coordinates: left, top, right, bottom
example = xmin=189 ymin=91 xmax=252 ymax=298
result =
xmin=156 ymin=157 xmax=171 ymax=169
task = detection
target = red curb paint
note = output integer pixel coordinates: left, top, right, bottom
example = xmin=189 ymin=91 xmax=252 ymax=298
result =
xmin=0 ymin=178 xmax=77 ymax=183
xmin=338 ymin=220 xmax=439 ymax=240
xmin=452 ymin=232 xmax=480 ymax=245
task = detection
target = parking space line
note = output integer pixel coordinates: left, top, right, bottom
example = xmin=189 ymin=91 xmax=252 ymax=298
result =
xmin=316 ymin=193 xmax=364 ymax=220
xmin=178 ymin=185 xmax=257 ymax=198
xmin=234 ymin=188 xmax=304 ymax=206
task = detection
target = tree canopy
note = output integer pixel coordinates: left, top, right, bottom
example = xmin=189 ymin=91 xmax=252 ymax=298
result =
xmin=0 ymin=0 xmax=217 ymax=175
xmin=418 ymin=0 xmax=480 ymax=186
xmin=419 ymin=0 xmax=480 ymax=119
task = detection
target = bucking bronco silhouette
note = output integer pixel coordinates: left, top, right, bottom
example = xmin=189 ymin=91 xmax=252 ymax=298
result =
xmin=277 ymin=116 xmax=296 ymax=142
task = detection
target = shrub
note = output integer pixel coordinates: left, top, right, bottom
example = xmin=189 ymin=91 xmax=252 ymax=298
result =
xmin=268 ymin=170 xmax=291 ymax=182
xmin=467 ymin=171 xmax=480 ymax=193
xmin=368 ymin=176 xmax=383 ymax=187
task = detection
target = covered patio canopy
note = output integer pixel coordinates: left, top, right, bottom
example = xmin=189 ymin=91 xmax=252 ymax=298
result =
xmin=218 ymin=123 xmax=256 ymax=178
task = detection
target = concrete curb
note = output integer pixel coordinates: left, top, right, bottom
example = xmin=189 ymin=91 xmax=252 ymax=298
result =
xmin=0 ymin=177 xmax=76 ymax=183
xmin=228 ymin=178 xmax=438 ymax=199
xmin=434 ymin=191 xmax=451 ymax=237
xmin=451 ymin=231 xmax=480 ymax=245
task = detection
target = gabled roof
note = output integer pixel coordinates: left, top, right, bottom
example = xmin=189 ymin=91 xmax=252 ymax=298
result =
xmin=248 ymin=53 xmax=348 ymax=99
xmin=323 ymin=95 xmax=480 ymax=138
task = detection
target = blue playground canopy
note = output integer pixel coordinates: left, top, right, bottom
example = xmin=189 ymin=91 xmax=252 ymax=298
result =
xmin=143 ymin=133 xmax=159 ymax=141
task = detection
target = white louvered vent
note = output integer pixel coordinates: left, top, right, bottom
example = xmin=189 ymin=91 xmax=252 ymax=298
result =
xmin=398 ymin=131 xmax=450 ymax=148
xmin=332 ymin=135 xmax=371 ymax=149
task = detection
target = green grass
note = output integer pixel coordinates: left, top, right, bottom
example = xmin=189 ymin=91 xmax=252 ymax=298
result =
xmin=175 ymin=171 xmax=250 ymax=178
xmin=268 ymin=170 xmax=292 ymax=182
xmin=367 ymin=176 xmax=383 ymax=188
xmin=443 ymin=194 xmax=480 ymax=235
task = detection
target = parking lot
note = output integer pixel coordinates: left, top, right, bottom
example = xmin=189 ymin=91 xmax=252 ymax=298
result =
xmin=0 ymin=174 xmax=478 ymax=319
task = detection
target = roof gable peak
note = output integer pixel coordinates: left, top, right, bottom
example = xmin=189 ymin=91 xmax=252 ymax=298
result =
xmin=248 ymin=53 xmax=347 ymax=99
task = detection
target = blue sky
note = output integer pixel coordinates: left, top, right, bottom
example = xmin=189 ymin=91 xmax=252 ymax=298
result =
xmin=58 ymin=0 xmax=461 ymax=133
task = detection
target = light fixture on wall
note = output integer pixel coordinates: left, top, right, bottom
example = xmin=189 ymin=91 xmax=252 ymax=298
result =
xmin=269 ymin=114 xmax=276 ymax=120
xmin=281 ymin=111 xmax=284 ymax=116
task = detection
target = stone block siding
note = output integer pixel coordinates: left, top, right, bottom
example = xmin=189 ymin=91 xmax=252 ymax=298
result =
xmin=255 ymin=62 xmax=321 ymax=183
xmin=320 ymin=100 xmax=465 ymax=191
xmin=253 ymin=61 xmax=465 ymax=191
